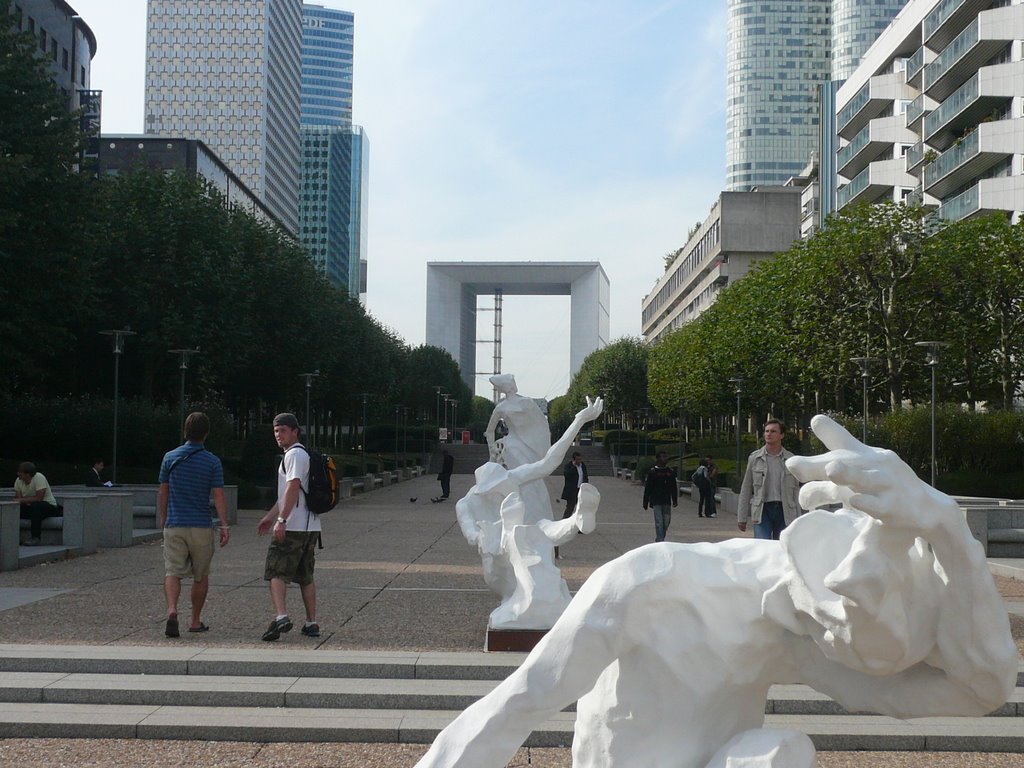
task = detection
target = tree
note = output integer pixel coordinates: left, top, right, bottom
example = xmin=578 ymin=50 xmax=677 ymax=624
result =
xmin=0 ymin=20 xmax=94 ymax=391
xmin=566 ymin=338 xmax=649 ymax=428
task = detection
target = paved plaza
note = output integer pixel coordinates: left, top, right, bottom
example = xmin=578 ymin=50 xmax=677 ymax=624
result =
xmin=0 ymin=472 xmax=1022 ymax=766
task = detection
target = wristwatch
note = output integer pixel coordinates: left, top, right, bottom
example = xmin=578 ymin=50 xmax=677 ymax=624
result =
xmin=275 ymin=516 xmax=287 ymax=524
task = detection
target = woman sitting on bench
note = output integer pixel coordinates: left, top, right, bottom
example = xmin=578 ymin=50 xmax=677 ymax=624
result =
xmin=14 ymin=462 xmax=59 ymax=546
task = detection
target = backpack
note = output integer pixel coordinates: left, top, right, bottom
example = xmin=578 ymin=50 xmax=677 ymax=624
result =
xmin=295 ymin=445 xmax=339 ymax=515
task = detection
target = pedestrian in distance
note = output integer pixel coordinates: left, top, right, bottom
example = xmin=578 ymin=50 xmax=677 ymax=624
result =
xmin=434 ymin=449 xmax=454 ymax=503
xmin=737 ymin=419 xmax=801 ymax=540
xmin=643 ymin=451 xmax=678 ymax=542
xmin=157 ymin=412 xmax=230 ymax=637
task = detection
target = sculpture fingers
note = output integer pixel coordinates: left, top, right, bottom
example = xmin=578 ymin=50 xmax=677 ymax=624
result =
xmin=799 ymin=480 xmax=854 ymax=510
xmin=824 ymin=460 xmax=891 ymax=496
xmin=810 ymin=414 xmax=869 ymax=454
xmin=786 ymin=449 xmax=862 ymax=482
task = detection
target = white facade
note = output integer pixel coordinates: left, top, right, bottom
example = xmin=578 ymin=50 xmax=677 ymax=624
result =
xmin=144 ymin=0 xmax=303 ymax=235
xmin=835 ymin=0 xmax=1024 ymax=223
xmin=426 ymin=263 xmax=609 ymax=392
xmin=641 ymin=189 xmax=802 ymax=344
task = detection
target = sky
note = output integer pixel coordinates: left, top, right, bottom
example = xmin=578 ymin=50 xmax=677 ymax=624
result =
xmin=70 ymin=0 xmax=727 ymax=401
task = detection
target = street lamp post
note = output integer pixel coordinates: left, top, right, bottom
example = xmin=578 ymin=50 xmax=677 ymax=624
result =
xmin=299 ymin=371 xmax=319 ymax=449
xmin=402 ymin=406 xmax=409 ymax=469
xmin=358 ymin=393 xmax=369 ymax=474
xmin=442 ymin=394 xmax=451 ymax=443
xmin=915 ymin=341 xmax=948 ymax=487
xmin=678 ymin=403 xmax=685 ymax=479
xmin=434 ymin=386 xmax=444 ymax=434
xmin=452 ymin=401 xmax=459 ymax=444
xmin=394 ymin=405 xmax=401 ymax=470
xmin=100 ymin=328 xmax=136 ymax=484
xmin=849 ymin=356 xmax=878 ymax=443
xmin=168 ymin=348 xmax=201 ymax=434
xmin=728 ymin=377 xmax=744 ymax=491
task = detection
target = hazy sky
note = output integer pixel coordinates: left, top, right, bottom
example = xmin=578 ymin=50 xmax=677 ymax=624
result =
xmin=71 ymin=0 xmax=727 ymax=400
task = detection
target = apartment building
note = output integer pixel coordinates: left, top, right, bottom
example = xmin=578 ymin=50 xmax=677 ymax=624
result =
xmin=835 ymin=0 xmax=1024 ymax=222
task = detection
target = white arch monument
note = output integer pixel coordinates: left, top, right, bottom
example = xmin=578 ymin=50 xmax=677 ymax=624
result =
xmin=425 ymin=262 xmax=610 ymax=391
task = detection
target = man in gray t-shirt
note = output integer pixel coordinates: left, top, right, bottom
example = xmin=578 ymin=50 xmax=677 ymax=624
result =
xmin=736 ymin=419 xmax=801 ymax=539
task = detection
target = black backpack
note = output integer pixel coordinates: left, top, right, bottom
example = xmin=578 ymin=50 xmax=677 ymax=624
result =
xmin=294 ymin=445 xmax=339 ymax=515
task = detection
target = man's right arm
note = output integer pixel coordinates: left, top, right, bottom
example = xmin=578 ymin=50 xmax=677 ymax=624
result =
xmin=737 ymin=456 xmax=754 ymax=530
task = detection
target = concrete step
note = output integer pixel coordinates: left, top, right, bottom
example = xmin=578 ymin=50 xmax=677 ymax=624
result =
xmin=1 ymin=672 xmax=1022 ymax=717
xmin=0 ymin=644 xmax=525 ymax=680
xmin=0 ymin=702 xmax=1022 ymax=751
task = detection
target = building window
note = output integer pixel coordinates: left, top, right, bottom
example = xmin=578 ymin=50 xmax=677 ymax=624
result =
xmin=51 ymin=39 xmax=57 ymax=61
xmin=80 ymin=65 xmax=86 ymax=86
xmin=28 ymin=17 xmax=35 ymax=34
xmin=62 ymin=48 xmax=69 ymax=70
xmin=39 ymin=28 xmax=47 ymax=52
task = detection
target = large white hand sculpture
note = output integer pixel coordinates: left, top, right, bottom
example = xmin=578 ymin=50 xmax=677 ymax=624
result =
xmin=418 ymin=414 xmax=1016 ymax=768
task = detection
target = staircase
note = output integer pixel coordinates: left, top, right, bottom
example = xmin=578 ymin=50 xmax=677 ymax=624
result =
xmin=0 ymin=645 xmax=1022 ymax=750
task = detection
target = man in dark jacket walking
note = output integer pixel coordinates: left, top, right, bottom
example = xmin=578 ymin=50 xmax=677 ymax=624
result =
xmin=643 ymin=452 xmax=678 ymax=542
xmin=436 ymin=449 xmax=455 ymax=501
xmin=560 ymin=451 xmax=588 ymax=518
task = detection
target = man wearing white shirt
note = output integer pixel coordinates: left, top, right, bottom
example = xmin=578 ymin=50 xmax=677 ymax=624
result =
xmin=257 ymin=413 xmax=321 ymax=641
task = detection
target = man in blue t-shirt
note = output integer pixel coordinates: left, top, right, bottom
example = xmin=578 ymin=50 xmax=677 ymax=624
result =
xmin=158 ymin=412 xmax=229 ymax=638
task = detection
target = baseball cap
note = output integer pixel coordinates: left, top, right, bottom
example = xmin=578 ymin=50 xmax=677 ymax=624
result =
xmin=273 ymin=412 xmax=300 ymax=430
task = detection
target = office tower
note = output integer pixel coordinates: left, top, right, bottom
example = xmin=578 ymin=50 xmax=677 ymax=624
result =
xmin=299 ymin=124 xmax=368 ymax=291
xmin=299 ymin=3 xmax=368 ymax=297
xmin=726 ymin=1 xmax=832 ymax=191
xmin=831 ymin=0 xmax=908 ymax=81
xmin=144 ymin=0 xmax=303 ymax=235
xmin=301 ymin=3 xmax=353 ymax=125
xmin=835 ymin=0 xmax=1023 ymax=223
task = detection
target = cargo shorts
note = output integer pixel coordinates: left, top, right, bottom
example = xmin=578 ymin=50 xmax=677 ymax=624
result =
xmin=264 ymin=531 xmax=318 ymax=586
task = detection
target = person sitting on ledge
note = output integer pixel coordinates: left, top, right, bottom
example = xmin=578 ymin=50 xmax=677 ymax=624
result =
xmin=14 ymin=462 xmax=59 ymax=546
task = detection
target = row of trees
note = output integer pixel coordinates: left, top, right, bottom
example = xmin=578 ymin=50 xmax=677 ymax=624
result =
xmin=556 ymin=203 xmax=1023 ymax=436
xmin=1 ymin=22 xmax=473 ymax=448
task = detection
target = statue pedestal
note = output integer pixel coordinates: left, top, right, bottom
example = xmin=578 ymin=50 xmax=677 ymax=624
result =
xmin=485 ymin=626 xmax=548 ymax=652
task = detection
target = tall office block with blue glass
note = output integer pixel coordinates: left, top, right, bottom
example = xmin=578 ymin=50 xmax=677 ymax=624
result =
xmin=298 ymin=4 xmax=368 ymax=299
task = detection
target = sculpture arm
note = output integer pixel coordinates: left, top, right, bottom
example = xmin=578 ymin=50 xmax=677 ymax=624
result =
xmin=455 ymin=497 xmax=481 ymax=546
xmin=507 ymin=397 xmax=602 ymax=487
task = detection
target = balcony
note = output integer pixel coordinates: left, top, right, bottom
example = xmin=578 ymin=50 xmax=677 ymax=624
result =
xmin=906 ymin=45 xmax=935 ymax=89
xmin=923 ymin=118 xmax=1024 ymax=199
xmin=923 ymin=0 xmax=992 ymax=50
xmin=837 ymin=117 xmax=916 ymax=178
xmin=837 ymin=160 xmax=914 ymax=210
xmin=905 ymin=94 xmax=933 ymax=131
xmin=837 ymin=74 xmax=914 ymax=138
xmin=922 ymin=13 xmax=1014 ymax=102
xmin=924 ymin=62 xmax=1022 ymax=150
xmin=937 ymin=176 xmax=1024 ymax=222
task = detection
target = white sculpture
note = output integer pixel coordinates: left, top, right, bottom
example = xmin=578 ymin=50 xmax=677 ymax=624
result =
xmin=417 ymin=414 xmax=1018 ymax=768
xmin=456 ymin=397 xmax=603 ymax=629
xmin=485 ymin=374 xmax=551 ymax=470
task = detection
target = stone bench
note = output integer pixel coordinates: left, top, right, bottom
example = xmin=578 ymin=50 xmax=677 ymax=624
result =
xmin=50 ymin=486 xmax=134 ymax=548
xmin=0 ymin=491 xmax=100 ymax=555
xmin=956 ymin=500 xmax=1024 ymax=557
xmin=0 ymin=500 xmax=21 ymax=571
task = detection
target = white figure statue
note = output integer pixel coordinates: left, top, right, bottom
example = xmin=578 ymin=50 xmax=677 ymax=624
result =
xmin=483 ymin=484 xmax=599 ymax=629
xmin=456 ymin=397 xmax=603 ymax=629
xmin=485 ymin=374 xmax=551 ymax=469
xmin=417 ymin=414 xmax=1018 ymax=768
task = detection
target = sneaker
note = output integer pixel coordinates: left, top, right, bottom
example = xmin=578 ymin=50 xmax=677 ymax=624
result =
xmin=708 ymin=513 xmax=717 ymax=518
xmin=23 ymin=538 xmax=42 ymax=546
xmin=301 ymin=622 xmax=321 ymax=638
xmin=261 ymin=616 xmax=293 ymax=642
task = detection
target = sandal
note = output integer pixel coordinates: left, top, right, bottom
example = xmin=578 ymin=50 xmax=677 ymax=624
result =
xmin=188 ymin=623 xmax=210 ymax=633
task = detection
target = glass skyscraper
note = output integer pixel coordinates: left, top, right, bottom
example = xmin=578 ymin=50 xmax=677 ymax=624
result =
xmin=144 ymin=0 xmax=303 ymax=235
xmin=301 ymin=4 xmax=353 ymax=125
xmin=831 ymin=0 xmax=907 ymax=81
xmin=726 ymin=0 xmax=904 ymax=193
xmin=726 ymin=0 xmax=832 ymax=191
xmin=299 ymin=3 xmax=367 ymax=298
